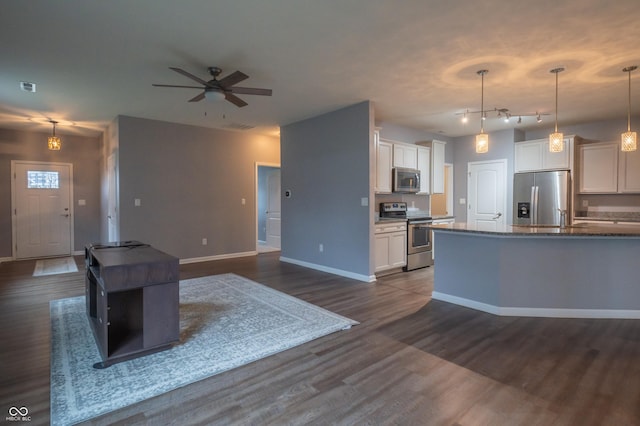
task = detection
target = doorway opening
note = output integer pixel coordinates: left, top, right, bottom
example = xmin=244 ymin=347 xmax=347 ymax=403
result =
xmin=431 ymin=163 xmax=454 ymax=216
xmin=256 ymin=163 xmax=281 ymax=253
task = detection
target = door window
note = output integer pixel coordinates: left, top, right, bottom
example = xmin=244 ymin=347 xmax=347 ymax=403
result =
xmin=27 ymin=171 xmax=60 ymax=189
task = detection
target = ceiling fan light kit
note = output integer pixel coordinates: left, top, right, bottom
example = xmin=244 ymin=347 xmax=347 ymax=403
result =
xmin=153 ymin=66 xmax=272 ymax=108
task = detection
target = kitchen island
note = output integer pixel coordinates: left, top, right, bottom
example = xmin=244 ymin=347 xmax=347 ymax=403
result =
xmin=430 ymin=222 xmax=640 ymax=319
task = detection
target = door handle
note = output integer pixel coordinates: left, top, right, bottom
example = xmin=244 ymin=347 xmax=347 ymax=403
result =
xmin=61 ymin=214 xmax=70 ymax=217
xmin=492 ymin=212 xmax=502 ymax=220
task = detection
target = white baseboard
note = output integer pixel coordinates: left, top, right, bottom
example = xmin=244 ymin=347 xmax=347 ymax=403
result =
xmin=279 ymin=256 xmax=375 ymax=283
xmin=180 ymin=251 xmax=257 ymax=265
xmin=432 ymin=291 xmax=640 ymax=319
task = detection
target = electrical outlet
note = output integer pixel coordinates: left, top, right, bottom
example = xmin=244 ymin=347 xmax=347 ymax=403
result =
xmin=582 ymin=200 xmax=589 ymax=207
xmin=319 ymin=243 xmax=324 ymax=253
xmin=202 ymin=238 xmax=207 ymax=245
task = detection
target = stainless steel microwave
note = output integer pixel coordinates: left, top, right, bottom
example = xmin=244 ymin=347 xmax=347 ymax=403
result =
xmin=393 ymin=167 xmax=420 ymax=193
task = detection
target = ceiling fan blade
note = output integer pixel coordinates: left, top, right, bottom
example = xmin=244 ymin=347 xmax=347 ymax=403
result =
xmin=218 ymin=70 xmax=249 ymax=88
xmin=152 ymin=84 xmax=204 ymax=89
xmin=169 ymin=67 xmax=211 ymax=87
xmin=229 ymin=86 xmax=272 ymax=96
xmin=188 ymin=92 xmax=206 ymax=102
xmin=225 ymin=93 xmax=248 ymax=107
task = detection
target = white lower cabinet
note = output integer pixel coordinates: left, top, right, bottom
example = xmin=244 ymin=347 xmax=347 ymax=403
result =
xmin=374 ymin=222 xmax=407 ymax=273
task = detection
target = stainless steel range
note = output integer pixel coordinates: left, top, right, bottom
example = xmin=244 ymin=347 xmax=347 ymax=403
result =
xmin=379 ymin=202 xmax=433 ymax=271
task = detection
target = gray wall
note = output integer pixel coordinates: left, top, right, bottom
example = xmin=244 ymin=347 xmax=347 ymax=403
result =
xmin=0 ymin=127 xmax=101 ymax=258
xmin=115 ymin=116 xmax=280 ymax=259
xmin=281 ymin=101 xmax=373 ymax=278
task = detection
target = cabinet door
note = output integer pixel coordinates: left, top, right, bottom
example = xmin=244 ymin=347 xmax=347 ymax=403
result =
xmin=393 ymin=144 xmax=417 ymax=169
xmin=388 ymin=232 xmax=407 ymax=268
xmin=542 ymin=137 xmax=571 ymax=170
xmin=417 ymin=147 xmax=431 ymax=194
xmin=374 ymin=234 xmax=391 ymax=272
xmin=431 ymin=141 xmax=446 ymax=193
xmin=376 ymin=138 xmax=393 ymax=193
xmin=619 ymin=148 xmax=640 ymax=193
xmin=514 ymin=141 xmax=543 ymax=172
xmin=579 ymin=142 xmax=618 ymax=193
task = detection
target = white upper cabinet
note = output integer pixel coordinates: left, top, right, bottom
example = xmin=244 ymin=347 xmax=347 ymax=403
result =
xmin=514 ymin=137 xmax=573 ymax=173
xmin=578 ymin=142 xmax=618 ymax=193
xmin=393 ymin=143 xmax=418 ymax=169
xmin=619 ymin=148 xmax=640 ymax=193
xmin=375 ymin=131 xmax=393 ymax=194
xmin=431 ymin=140 xmax=446 ymax=194
xmin=417 ymin=146 xmax=431 ymax=194
xmin=578 ymin=141 xmax=640 ymax=194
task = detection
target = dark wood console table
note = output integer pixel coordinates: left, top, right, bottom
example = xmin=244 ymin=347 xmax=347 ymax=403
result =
xmin=85 ymin=241 xmax=179 ymax=368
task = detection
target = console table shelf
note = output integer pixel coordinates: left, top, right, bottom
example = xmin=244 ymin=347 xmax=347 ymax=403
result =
xmin=85 ymin=241 xmax=179 ymax=368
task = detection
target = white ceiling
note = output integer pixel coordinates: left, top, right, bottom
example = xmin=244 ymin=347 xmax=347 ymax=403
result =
xmin=1 ymin=0 xmax=639 ymax=138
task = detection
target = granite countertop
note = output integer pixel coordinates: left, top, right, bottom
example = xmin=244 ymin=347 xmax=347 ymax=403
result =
xmin=375 ymin=217 xmax=407 ymax=224
xmin=429 ymin=222 xmax=640 ymax=237
xmin=431 ymin=215 xmax=455 ymax=221
xmin=574 ymin=216 xmax=640 ymax=223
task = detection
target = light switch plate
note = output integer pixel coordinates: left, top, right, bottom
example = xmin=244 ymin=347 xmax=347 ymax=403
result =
xmin=134 ymin=198 xmax=141 ymax=207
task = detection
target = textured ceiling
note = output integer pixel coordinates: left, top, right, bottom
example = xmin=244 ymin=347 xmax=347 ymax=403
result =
xmin=1 ymin=0 xmax=639 ymax=138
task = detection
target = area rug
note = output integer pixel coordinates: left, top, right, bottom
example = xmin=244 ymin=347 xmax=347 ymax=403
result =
xmin=33 ymin=257 xmax=78 ymax=276
xmin=50 ymin=273 xmax=358 ymax=425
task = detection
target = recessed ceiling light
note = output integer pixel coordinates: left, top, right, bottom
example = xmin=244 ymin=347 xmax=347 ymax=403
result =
xmin=20 ymin=81 xmax=36 ymax=93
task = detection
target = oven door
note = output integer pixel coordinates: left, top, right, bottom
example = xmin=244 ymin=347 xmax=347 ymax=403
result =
xmin=407 ymin=220 xmax=432 ymax=254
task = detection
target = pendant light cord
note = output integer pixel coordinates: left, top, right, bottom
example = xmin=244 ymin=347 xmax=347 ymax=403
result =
xmin=554 ymin=70 xmax=559 ymax=133
xmin=628 ymin=69 xmax=632 ymax=132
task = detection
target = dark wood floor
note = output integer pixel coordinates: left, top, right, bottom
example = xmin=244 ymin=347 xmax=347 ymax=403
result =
xmin=2 ymin=253 xmax=640 ymax=425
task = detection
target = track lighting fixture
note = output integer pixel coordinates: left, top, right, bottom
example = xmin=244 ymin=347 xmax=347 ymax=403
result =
xmin=549 ymin=67 xmax=565 ymax=153
xmin=621 ymin=65 xmax=637 ymax=152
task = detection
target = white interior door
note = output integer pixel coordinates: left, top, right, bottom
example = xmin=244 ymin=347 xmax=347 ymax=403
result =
xmin=107 ymin=153 xmax=119 ymax=242
xmin=265 ymin=169 xmax=281 ymax=249
xmin=467 ymin=160 xmax=507 ymax=231
xmin=13 ymin=161 xmax=73 ymax=259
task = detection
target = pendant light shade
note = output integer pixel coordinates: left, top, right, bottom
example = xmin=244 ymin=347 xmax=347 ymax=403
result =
xmin=549 ymin=67 xmax=565 ymax=153
xmin=476 ymin=69 xmax=489 ymax=154
xmin=48 ymin=120 xmax=61 ymax=151
xmin=621 ymin=66 xmax=637 ymax=152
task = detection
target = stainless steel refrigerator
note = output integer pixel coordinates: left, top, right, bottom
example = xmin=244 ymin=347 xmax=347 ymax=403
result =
xmin=513 ymin=170 xmax=571 ymax=226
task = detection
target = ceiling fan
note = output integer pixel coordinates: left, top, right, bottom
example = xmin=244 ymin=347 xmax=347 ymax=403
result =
xmin=152 ymin=66 xmax=272 ymax=107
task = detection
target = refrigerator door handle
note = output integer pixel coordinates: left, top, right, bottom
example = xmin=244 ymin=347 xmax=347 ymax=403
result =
xmin=531 ymin=186 xmax=539 ymax=225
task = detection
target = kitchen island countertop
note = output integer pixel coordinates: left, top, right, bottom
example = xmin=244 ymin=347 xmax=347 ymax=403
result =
xmin=429 ymin=222 xmax=640 ymax=237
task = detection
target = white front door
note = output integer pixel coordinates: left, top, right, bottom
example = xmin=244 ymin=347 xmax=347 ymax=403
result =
xmin=265 ymin=169 xmax=281 ymax=249
xmin=467 ymin=160 xmax=507 ymax=231
xmin=12 ymin=161 xmax=73 ymax=259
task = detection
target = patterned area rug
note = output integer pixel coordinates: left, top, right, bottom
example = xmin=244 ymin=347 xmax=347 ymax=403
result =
xmin=50 ymin=273 xmax=358 ymax=425
xmin=33 ymin=257 xmax=78 ymax=276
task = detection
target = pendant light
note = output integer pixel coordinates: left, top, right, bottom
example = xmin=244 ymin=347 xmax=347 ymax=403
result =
xmin=48 ymin=120 xmax=61 ymax=151
xmin=549 ymin=67 xmax=565 ymax=153
xmin=621 ymin=65 xmax=637 ymax=152
xmin=475 ymin=69 xmax=489 ymax=154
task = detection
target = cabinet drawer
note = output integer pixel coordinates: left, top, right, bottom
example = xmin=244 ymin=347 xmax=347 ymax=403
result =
xmin=375 ymin=223 xmax=407 ymax=233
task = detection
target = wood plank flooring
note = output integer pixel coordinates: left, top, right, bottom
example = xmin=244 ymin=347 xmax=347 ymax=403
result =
xmin=1 ymin=253 xmax=640 ymax=425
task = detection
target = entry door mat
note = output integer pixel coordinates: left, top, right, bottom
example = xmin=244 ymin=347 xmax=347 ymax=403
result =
xmin=33 ymin=257 xmax=78 ymax=276
xmin=50 ymin=273 xmax=358 ymax=425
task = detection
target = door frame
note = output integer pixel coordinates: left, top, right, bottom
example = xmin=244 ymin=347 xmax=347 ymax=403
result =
xmin=255 ymin=162 xmax=281 ymax=251
xmin=466 ymin=158 xmax=508 ymax=228
xmin=11 ymin=160 xmax=75 ymax=259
